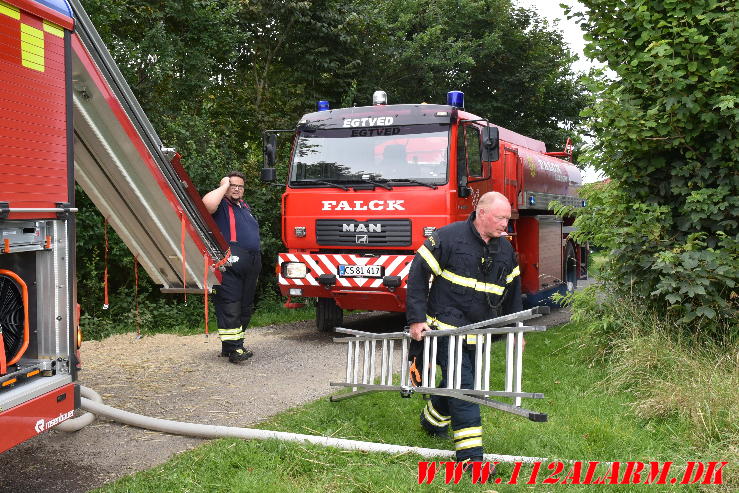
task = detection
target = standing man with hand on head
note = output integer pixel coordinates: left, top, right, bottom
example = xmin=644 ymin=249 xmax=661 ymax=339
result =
xmin=406 ymin=191 xmax=522 ymax=464
xmin=203 ymin=171 xmax=261 ymax=364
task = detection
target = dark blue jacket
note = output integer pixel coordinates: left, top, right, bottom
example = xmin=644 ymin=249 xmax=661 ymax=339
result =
xmin=406 ymin=212 xmax=522 ymax=331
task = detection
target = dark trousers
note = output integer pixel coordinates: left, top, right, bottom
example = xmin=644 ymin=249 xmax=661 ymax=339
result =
xmin=214 ymin=246 xmax=261 ymax=352
xmin=424 ymin=336 xmax=483 ymax=461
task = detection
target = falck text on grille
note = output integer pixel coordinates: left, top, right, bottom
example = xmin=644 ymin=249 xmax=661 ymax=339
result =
xmin=321 ymin=200 xmax=405 ymax=211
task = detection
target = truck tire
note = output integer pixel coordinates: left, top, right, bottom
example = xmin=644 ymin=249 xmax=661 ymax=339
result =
xmin=564 ymin=243 xmax=578 ymax=293
xmin=316 ymin=298 xmax=343 ymax=333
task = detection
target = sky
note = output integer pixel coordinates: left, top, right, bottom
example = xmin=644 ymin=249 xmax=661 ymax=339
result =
xmin=515 ymin=0 xmax=591 ymax=72
xmin=514 ymin=1 xmax=606 ymax=183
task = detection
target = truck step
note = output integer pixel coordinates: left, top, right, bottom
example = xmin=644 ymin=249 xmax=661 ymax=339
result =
xmin=0 ymin=363 xmax=47 ymax=391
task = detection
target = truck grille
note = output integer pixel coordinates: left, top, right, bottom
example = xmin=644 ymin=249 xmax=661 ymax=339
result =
xmin=316 ymin=219 xmax=412 ymax=246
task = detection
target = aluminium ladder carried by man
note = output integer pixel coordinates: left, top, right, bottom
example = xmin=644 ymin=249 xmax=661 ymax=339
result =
xmin=330 ymin=307 xmax=550 ymax=421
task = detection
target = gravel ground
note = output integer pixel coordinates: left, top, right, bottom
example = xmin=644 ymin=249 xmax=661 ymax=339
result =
xmin=0 ymin=308 xmax=571 ymax=493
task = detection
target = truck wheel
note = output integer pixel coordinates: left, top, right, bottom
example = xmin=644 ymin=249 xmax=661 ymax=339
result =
xmin=316 ymin=298 xmax=343 ymax=333
xmin=564 ymin=243 xmax=578 ymax=293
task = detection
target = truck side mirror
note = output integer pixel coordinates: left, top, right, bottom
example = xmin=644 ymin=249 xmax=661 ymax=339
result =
xmin=262 ymin=134 xmax=277 ymax=182
xmin=481 ymin=126 xmax=499 ymax=162
xmin=458 ymin=175 xmax=471 ymax=198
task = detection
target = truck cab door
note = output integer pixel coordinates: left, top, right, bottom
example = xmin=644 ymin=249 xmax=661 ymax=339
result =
xmin=455 ymin=123 xmax=491 ymax=221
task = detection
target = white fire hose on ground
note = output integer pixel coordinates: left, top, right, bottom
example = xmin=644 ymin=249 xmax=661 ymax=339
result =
xmin=57 ymin=386 xmax=549 ymax=463
xmin=55 ymin=385 xmax=103 ymax=432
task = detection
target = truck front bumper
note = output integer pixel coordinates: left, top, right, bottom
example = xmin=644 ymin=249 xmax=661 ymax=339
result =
xmin=277 ymin=252 xmax=414 ymax=312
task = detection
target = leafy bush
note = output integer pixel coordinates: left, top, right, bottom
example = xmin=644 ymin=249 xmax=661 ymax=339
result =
xmin=80 ymin=287 xmax=205 ymax=341
xmin=556 ymin=182 xmax=738 ymax=337
xmin=563 ymin=0 xmax=738 ymax=336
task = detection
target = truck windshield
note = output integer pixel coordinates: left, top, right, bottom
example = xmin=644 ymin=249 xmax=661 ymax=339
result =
xmin=290 ymin=123 xmax=449 ymax=186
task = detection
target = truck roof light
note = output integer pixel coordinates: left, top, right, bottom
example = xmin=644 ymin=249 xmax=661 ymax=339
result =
xmin=317 ymin=100 xmax=330 ymax=111
xmin=373 ymin=90 xmax=387 ymax=105
xmin=447 ymin=90 xmax=464 ymax=108
xmin=435 ymin=111 xmax=449 ymax=117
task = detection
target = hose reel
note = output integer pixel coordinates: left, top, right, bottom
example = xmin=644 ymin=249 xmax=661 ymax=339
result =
xmin=0 ymin=270 xmax=29 ymax=374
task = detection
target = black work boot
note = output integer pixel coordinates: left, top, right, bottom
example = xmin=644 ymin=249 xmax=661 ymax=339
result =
xmin=461 ymin=457 xmax=496 ymax=483
xmin=228 ymin=347 xmax=253 ymax=363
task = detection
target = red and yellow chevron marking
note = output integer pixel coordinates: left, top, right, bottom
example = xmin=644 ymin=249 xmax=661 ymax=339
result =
xmin=0 ymin=0 xmax=63 ymax=72
xmin=0 ymin=0 xmax=19 ymax=19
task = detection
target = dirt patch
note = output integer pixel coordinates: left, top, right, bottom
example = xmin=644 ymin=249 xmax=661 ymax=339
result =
xmin=0 ymin=308 xmax=571 ymax=493
xmin=0 ymin=312 xmax=401 ymax=493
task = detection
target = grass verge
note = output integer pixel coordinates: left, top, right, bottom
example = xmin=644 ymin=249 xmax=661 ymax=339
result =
xmin=92 ymin=304 xmax=737 ymax=492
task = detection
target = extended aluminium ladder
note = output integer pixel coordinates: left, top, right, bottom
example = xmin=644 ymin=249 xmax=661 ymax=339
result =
xmin=330 ymin=307 xmax=549 ymax=422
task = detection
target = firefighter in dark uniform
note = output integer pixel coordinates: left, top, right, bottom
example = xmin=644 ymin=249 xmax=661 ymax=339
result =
xmin=406 ymin=191 xmax=522 ymax=462
xmin=203 ymin=171 xmax=262 ymax=363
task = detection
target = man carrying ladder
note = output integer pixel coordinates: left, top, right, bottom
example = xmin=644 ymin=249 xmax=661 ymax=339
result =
xmin=406 ymin=191 xmax=522 ymax=464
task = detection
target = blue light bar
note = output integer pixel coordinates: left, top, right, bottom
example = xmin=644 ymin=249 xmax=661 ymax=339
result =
xmin=317 ymin=100 xmax=330 ymax=112
xmin=39 ymin=0 xmax=73 ymax=18
xmin=447 ymin=90 xmax=464 ymax=108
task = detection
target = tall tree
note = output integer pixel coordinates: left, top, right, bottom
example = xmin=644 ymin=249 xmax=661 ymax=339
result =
xmin=342 ymin=0 xmax=588 ymax=150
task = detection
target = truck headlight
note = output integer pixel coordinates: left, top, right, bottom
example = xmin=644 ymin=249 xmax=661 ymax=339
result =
xmin=281 ymin=262 xmax=308 ymax=278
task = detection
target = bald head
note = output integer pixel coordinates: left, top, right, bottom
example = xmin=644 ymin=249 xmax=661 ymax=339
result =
xmin=476 ymin=191 xmax=509 ymax=211
xmin=473 ymin=192 xmax=511 ymax=242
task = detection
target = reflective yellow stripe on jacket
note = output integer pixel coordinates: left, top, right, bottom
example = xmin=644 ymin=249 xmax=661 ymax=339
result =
xmin=427 ymin=315 xmax=479 ymax=344
xmin=417 ymin=245 xmax=441 ymax=275
xmin=440 ymin=270 xmax=505 ymax=294
xmin=506 ymin=265 xmax=520 ymax=284
xmin=418 ymin=246 xmax=521 ymax=295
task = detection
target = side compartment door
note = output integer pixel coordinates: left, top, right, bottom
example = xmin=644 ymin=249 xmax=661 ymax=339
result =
xmin=503 ymin=146 xmax=521 ymax=210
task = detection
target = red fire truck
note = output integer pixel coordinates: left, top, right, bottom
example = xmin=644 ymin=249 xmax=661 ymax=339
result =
xmin=263 ymin=91 xmax=587 ymax=332
xmin=0 ymin=0 xmax=225 ymax=452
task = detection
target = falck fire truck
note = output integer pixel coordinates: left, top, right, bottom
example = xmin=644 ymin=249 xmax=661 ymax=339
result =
xmin=263 ymin=91 xmax=587 ymax=332
xmin=0 ymin=0 xmax=226 ymax=452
